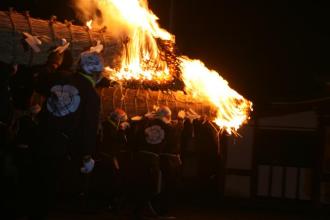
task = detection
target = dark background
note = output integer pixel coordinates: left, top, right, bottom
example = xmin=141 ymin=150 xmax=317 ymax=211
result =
xmin=1 ymin=0 xmax=329 ymax=104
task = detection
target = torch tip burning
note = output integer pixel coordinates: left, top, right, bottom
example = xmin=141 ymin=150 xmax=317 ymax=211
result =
xmin=75 ymin=0 xmax=253 ymax=133
xmin=179 ymin=57 xmax=253 ymax=134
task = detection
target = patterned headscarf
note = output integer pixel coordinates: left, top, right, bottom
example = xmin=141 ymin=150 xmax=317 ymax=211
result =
xmin=79 ymin=51 xmax=104 ymax=75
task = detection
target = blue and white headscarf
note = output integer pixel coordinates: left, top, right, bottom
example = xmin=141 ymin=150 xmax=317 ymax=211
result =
xmin=79 ymin=51 xmax=104 ymax=75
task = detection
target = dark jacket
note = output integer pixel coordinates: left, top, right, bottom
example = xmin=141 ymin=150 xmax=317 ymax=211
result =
xmin=101 ymin=118 xmax=129 ymax=157
xmin=37 ymin=70 xmax=100 ymax=158
xmin=136 ymin=118 xmax=182 ymax=155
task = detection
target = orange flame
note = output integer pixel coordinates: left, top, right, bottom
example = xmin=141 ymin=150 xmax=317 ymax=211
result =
xmin=180 ymin=57 xmax=252 ymax=133
xmin=74 ymin=0 xmax=253 ymax=132
xmin=78 ymin=0 xmax=174 ymax=83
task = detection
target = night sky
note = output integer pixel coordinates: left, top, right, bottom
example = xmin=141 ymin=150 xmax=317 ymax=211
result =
xmin=1 ymin=0 xmax=329 ymax=104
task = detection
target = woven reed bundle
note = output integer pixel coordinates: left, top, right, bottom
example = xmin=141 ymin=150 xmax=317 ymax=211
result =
xmin=98 ymin=86 xmax=216 ymax=120
xmin=0 ymin=10 xmax=122 ymax=66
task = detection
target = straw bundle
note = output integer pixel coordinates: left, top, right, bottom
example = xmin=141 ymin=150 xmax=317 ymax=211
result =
xmin=98 ymin=86 xmax=216 ymax=120
xmin=0 ymin=10 xmax=122 ymax=66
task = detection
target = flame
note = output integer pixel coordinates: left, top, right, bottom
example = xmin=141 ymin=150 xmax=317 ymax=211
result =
xmin=74 ymin=0 xmax=253 ymax=132
xmin=86 ymin=19 xmax=93 ymax=29
xmin=77 ymin=0 xmax=174 ymax=83
xmin=179 ymin=57 xmax=252 ymax=133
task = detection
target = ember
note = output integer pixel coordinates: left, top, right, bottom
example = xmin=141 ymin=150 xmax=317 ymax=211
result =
xmin=86 ymin=19 xmax=93 ymax=29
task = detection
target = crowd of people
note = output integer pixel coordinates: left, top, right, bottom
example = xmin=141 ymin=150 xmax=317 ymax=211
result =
xmin=0 ymin=48 xmax=220 ymax=220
